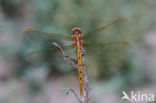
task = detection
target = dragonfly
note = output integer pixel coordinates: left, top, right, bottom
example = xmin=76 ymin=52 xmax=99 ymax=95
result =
xmin=24 ymin=17 xmax=129 ymax=96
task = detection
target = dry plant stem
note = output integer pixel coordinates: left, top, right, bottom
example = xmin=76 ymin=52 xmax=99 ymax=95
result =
xmin=66 ymin=88 xmax=81 ymax=102
xmin=52 ymin=42 xmax=90 ymax=103
xmin=82 ymin=49 xmax=90 ymax=103
xmin=52 ymin=42 xmax=77 ymax=69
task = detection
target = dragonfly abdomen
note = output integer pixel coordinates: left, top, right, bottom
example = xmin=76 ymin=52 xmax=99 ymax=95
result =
xmin=76 ymin=49 xmax=84 ymax=96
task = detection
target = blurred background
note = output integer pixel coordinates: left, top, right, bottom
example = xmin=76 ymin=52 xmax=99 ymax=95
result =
xmin=0 ymin=0 xmax=156 ymax=103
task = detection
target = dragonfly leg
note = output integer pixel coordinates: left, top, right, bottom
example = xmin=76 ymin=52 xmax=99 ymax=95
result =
xmin=52 ymin=42 xmax=78 ymax=69
xmin=82 ymin=49 xmax=86 ymax=56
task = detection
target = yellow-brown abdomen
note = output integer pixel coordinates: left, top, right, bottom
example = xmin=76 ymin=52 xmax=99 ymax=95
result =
xmin=76 ymin=49 xmax=84 ymax=95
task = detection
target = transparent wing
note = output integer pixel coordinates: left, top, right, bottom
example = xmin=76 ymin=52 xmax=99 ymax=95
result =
xmin=25 ymin=29 xmax=72 ymax=41
xmin=83 ymin=41 xmax=130 ymax=48
xmin=26 ymin=49 xmax=57 ymax=64
xmin=25 ymin=44 xmax=74 ymax=64
xmin=83 ymin=41 xmax=130 ymax=56
xmin=22 ymin=29 xmax=74 ymax=65
xmin=80 ymin=17 xmax=130 ymax=71
xmin=82 ymin=41 xmax=131 ymax=73
xmin=82 ymin=17 xmax=126 ymax=40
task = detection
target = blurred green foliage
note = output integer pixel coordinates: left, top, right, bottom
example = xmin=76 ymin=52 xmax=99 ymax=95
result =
xmin=0 ymin=0 xmax=155 ymax=78
xmin=0 ymin=0 xmax=156 ymax=102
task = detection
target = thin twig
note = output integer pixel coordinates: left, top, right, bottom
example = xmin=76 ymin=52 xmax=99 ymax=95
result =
xmin=53 ymin=42 xmax=91 ymax=103
xmin=52 ymin=42 xmax=77 ymax=69
xmin=65 ymin=88 xmax=81 ymax=102
xmin=82 ymin=49 xmax=90 ymax=103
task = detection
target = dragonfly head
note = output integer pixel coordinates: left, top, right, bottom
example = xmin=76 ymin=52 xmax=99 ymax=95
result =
xmin=72 ymin=28 xmax=82 ymax=35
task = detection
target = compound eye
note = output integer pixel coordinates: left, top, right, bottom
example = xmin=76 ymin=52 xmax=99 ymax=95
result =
xmin=72 ymin=28 xmax=82 ymax=34
xmin=72 ymin=29 xmax=75 ymax=34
